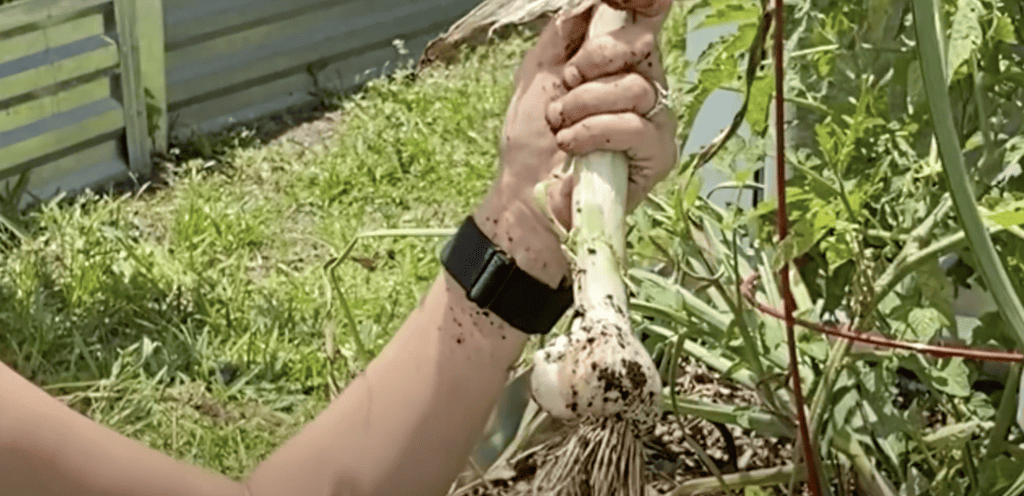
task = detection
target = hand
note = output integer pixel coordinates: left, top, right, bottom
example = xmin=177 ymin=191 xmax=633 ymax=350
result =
xmin=474 ymin=0 xmax=678 ymax=287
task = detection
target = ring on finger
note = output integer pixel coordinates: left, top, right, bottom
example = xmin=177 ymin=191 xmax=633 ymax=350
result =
xmin=644 ymin=81 xmax=671 ymax=120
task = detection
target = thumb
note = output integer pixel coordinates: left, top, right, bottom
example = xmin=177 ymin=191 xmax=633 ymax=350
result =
xmin=533 ymin=0 xmax=597 ymax=67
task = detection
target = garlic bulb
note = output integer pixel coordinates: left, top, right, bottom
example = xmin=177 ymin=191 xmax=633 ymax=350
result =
xmin=530 ymin=150 xmax=662 ymax=429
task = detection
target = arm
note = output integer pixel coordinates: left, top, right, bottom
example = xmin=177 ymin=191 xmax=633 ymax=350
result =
xmin=0 ymin=192 xmax=566 ymax=496
xmin=0 ymin=0 xmax=675 ymax=493
xmin=242 ymin=194 xmax=569 ymax=496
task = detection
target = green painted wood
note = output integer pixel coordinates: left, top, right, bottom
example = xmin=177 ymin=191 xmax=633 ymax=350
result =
xmin=0 ymin=41 xmax=118 ymax=102
xmin=0 ymin=0 xmax=111 ymax=33
xmin=114 ymin=0 xmax=151 ymax=176
xmin=0 ymin=77 xmax=108 ymax=134
xmin=0 ymin=104 xmax=123 ymax=175
xmin=167 ymin=0 xmax=460 ymax=105
xmin=0 ymin=12 xmax=104 ymax=66
xmin=1 ymin=139 xmax=123 ymax=202
xmin=136 ymin=0 xmax=167 ymax=153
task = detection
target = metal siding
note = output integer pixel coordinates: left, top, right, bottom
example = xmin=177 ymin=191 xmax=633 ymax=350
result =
xmin=0 ymin=0 xmax=131 ymax=204
xmin=164 ymin=0 xmax=480 ymax=140
xmin=1 ymin=0 xmax=485 ymax=205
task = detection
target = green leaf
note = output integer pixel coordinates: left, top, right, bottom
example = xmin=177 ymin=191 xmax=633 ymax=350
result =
xmin=966 ymin=390 xmax=996 ymax=421
xmin=903 ymin=466 xmax=929 ymax=496
xmin=791 ymin=160 xmax=842 ymax=201
xmin=697 ymin=1 xmax=759 ymax=30
xmin=989 ymin=209 xmax=1024 ymax=228
xmin=997 ymin=136 xmax=1024 ymax=187
xmin=813 ymin=206 xmax=837 ymax=234
xmin=832 ymin=382 xmax=861 ymax=426
xmin=907 ymin=307 xmax=949 ymax=341
xmin=797 ymin=330 xmax=828 ymax=361
xmin=972 ymin=311 xmax=1019 ymax=350
xmin=991 ymin=13 xmax=1017 ymax=44
xmin=771 ymin=219 xmax=817 ymax=270
xmin=745 ymin=73 xmax=774 ymax=135
xmin=977 ymin=455 xmax=1024 ymax=494
xmin=906 ymin=60 xmax=926 ymax=114
xmin=820 ymin=222 xmax=857 ymax=271
xmin=921 ymin=420 xmax=983 ymax=449
xmin=816 ymin=49 xmax=835 ymax=78
xmin=926 ymin=358 xmax=971 ymax=397
xmin=947 ymin=0 xmax=983 ymax=81
xmin=915 ymin=258 xmax=955 ymax=322
xmin=815 ymin=121 xmax=840 ymax=167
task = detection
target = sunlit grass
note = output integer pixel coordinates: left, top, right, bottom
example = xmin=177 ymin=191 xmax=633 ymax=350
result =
xmin=0 ymin=30 xmax=534 ymax=478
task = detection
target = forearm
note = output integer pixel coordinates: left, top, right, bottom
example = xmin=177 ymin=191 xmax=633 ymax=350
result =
xmin=244 ymin=272 xmax=522 ymax=496
xmin=0 ymin=192 xmax=567 ymax=496
xmin=245 ymin=194 xmax=568 ymax=496
xmin=0 ymin=362 xmax=244 ymax=496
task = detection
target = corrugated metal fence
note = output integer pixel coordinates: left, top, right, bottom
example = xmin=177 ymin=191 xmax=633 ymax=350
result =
xmin=164 ymin=0 xmax=478 ymax=142
xmin=0 ymin=0 xmax=480 ymax=206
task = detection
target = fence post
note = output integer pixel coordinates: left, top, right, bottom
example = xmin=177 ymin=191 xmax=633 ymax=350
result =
xmin=135 ymin=0 xmax=168 ymax=155
xmin=113 ymin=0 xmax=152 ymax=177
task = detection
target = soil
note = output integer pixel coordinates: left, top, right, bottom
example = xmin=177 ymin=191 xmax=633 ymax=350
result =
xmin=450 ymin=355 xmax=818 ymax=496
xmin=252 ymin=102 xmax=345 ymax=149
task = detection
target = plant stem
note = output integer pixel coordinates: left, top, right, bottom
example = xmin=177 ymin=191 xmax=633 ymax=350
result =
xmin=573 ymin=148 xmax=630 ymax=317
xmin=661 ymin=394 xmax=794 ymax=438
xmin=667 ymin=464 xmax=805 ymax=495
xmin=912 ymin=0 xmax=1024 ymax=349
xmin=986 ymin=362 xmax=1022 ymax=460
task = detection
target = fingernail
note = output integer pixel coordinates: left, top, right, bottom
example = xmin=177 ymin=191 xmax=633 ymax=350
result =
xmin=547 ymin=101 xmax=563 ymax=128
xmin=563 ymin=66 xmax=583 ymax=88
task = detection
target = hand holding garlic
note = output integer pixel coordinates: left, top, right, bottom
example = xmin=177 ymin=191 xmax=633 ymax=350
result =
xmin=472 ymin=0 xmax=677 ymax=292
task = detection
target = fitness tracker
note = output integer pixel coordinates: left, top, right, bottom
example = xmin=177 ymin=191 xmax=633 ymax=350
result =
xmin=440 ymin=216 xmax=573 ymax=334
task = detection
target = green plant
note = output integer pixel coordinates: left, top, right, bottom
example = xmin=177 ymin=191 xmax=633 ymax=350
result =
xmin=481 ymin=0 xmax=1024 ymax=493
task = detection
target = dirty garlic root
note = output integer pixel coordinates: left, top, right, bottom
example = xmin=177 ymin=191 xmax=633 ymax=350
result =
xmin=528 ymin=151 xmax=663 ymax=496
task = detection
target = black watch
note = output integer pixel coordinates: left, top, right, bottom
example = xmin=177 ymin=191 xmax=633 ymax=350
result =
xmin=440 ymin=215 xmax=573 ymax=335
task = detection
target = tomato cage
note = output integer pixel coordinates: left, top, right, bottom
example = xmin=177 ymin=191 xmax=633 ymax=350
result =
xmin=740 ymin=273 xmax=1024 ymax=363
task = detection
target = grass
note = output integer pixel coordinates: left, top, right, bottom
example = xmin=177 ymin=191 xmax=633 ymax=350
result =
xmin=0 ymin=31 xmax=534 ymax=479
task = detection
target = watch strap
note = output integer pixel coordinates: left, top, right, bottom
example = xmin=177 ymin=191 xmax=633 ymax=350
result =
xmin=441 ymin=216 xmax=573 ymax=334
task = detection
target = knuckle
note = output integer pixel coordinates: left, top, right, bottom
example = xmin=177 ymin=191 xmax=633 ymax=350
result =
xmin=623 ymin=113 xmax=648 ymax=133
xmin=635 ymin=34 xmax=656 ymax=60
xmin=556 ymin=129 xmax=573 ymax=150
xmin=623 ymin=73 xmax=651 ymax=104
xmin=591 ymin=37 xmax=618 ymax=65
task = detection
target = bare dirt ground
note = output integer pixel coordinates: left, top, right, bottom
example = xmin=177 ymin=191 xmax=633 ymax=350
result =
xmin=254 ymin=103 xmax=346 ymax=149
xmin=449 ymin=355 xmax=808 ymax=496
